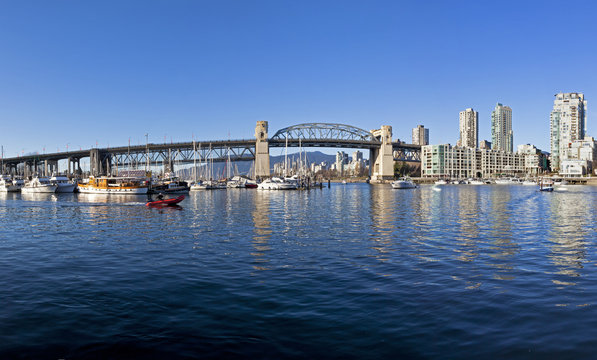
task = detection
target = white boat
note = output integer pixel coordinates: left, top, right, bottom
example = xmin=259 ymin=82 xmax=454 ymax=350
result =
xmin=391 ymin=177 xmax=417 ymax=189
xmin=49 ymin=174 xmax=77 ymax=193
xmin=539 ymin=179 xmax=554 ymax=192
xmin=494 ymin=178 xmax=510 ymax=184
xmin=227 ymin=176 xmax=246 ymax=188
xmin=77 ymin=176 xmax=149 ymax=194
xmin=152 ymin=176 xmax=190 ymax=194
xmin=21 ymin=177 xmax=57 ymax=193
xmin=434 ymin=179 xmax=448 ymax=185
xmin=257 ymin=177 xmax=297 ymax=190
xmin=0 ymin=175 xmax=21 ymax=192
xmin=190 ymin=181 xmax=211 ymax=190
xmin=468 ymin=179 xmax=485 ymax=185
xmin=522 ymin=179 xmax=536 ymax=186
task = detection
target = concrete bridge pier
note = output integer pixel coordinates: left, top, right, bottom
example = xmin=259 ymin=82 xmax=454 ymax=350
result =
xmin=370 ymin=125 xmax=394 ymax=182
xmin=254 ymin=121 xmax=270 ymax=179
xmin=164 ymin=149 xmax=174 ymax=175
xmin=66 ymin=157 xmax=80 ymax=177
xmin=44 ymin=160 xmax=58 ymax=176
xmin=90 ymin=149 xmax=110 ymax=176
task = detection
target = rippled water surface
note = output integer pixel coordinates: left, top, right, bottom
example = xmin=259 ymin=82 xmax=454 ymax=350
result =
xmin=2 ymin=184 xmax=597 ymax=358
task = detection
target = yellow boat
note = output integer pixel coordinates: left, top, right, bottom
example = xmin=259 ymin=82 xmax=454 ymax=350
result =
xmin=77 ymin=176 xmax=149 ymax=194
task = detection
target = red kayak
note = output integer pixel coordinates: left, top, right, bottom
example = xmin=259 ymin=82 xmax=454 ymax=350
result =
xmin=146 ymin=195 xmax=185 ymax=207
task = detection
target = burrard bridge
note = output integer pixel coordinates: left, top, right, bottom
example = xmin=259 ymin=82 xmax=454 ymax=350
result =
xmin=1 ymin=122 xmax=420 ymax=181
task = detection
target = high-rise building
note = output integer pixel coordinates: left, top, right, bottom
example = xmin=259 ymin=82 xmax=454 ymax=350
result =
xmin=491 ymin=103 xmax=513 ymax=152
xmin=458 ymin=108 xmax=478 ymax=148
xmin=479 ymin=140 xmax=492 ymax=150
xmin=550 ymin=93 xmax=587 ymax=170
xmin=412 ymin=125 xmax=429 ymax=145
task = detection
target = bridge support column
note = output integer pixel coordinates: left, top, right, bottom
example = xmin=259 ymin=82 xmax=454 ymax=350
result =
xmin=254 ymin=121 xmax=270 ymax=179
xmin=370 ymin=125 xmax=394 ymax=182
xmin=90 ymin=149 xmax=104 ymax=176
xmin=164 ymin=149 xmax=173 ymax=175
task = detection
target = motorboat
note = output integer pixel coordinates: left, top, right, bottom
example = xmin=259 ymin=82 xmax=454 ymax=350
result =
xmin=391 ymin=177 xmax=417 ymax=189
xmin=257 ymin=177 xmax=297 ymax=190
xmin=151 ymin=176 xmax=189 ymax=194
xmin=522 ymin=179 xmax=536 ymax=186
xmin=21 ymin=176 xmax=57 ymax=193
xmin=190 ymin=180 xmax=212 ymax=191
xmin=434 ymin=179 xmax=448 ymax=185
xmin=146 ymin=194 xmax=185 ymax=207
xmin=539 ymin=179 xmax=554 ymax=192
xmin=78 ymin=176 xmax=149 ymax=194
xmin=494 ymin=178 xmax=511 ymax=184
xmin=227 ymin=176 xmax=247 ymax=188
xmin=468 ymin=179 xmax=485 ymax=185
xmin=0 ymin=175 xmax=20 ymax=192
xmin=49 ymin=174 xmax=77 ymax=193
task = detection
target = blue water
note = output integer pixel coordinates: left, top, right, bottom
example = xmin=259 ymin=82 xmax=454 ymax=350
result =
xmin=1 ymin=184 xmax=597 ymax=358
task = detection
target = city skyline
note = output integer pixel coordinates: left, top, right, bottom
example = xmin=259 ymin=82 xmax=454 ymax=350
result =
xmin=0 ymin=1 xmax=595 ymax=156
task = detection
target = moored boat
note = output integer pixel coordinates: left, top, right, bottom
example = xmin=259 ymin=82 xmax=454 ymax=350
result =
xmin=77 ymin=176 xmax=149 ymax=194
xmin=21 ymin=177 xmax=57 ymax=193
xmin=391 ymin=177 xmax=417 ymax=189
xmin=257 ymin=177 xmax=297 ymax=190
xmin=0 ymin=175 xmax=21 ymax=192
xmin=151 ymin=177 xmax=190 ymax=194
xmin=50 ymin=173 xmax=77 ymax=193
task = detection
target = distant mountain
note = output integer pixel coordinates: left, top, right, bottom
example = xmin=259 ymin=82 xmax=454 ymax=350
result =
xmin=175 ymin=151 xmax=337 ymax=179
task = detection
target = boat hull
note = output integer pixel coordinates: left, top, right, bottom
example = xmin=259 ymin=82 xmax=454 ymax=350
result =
xmin=21 ymin=185 xmax=57 ymax=193
xmin=146 ymin=195 xmax=185 ymax=207
xmin=391 ymin=181 xmax=417 ymax=189
xmin=78 ymin=186 xmax=148 ymax=194
xmin=0 ymin=185 xmax=21 ymax=192
xmin=55 ymin=184 xmax=77 ymax=193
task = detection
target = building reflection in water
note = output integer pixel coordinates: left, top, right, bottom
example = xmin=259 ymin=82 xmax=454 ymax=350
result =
xmin=484 ymin=187 xmax=519 ymax=281
xmin=369 ymin=185 xmax=396 ymax=263
xmin=251 ymin=191 xmax=272 ymax=271
xmin=547 ymin=191 xmax=591 ymax=283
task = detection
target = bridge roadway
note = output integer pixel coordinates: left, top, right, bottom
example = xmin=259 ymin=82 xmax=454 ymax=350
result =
xmin=2 ymin=139 xmax=419 ymax=167
xmin=1 ymin=122 xmax=421 ymax=177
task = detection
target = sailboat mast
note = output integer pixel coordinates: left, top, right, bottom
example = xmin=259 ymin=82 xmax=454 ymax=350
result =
xmin=193 ymin=140 xmax=197 ymax=182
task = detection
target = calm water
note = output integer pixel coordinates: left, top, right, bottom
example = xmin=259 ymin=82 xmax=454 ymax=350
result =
xmin=1 ymin=184 xmax=597 ymax=359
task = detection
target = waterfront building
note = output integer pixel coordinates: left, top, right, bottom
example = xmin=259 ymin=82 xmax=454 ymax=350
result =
xmin=479 ymin=140 xmax=492 ymax=150
xmin=550 ymin=92 xmax=587 ymax=170
xmin=412 ymin=125 xmax=429 ymax=146
xmin=336 ymin=151 xmax=348 ymax=175
xmin=491 ymin=103 xmax=513 ymax=152
xmin=517 ymin=144 xmax=549 ymax=175
xmin=421 ymin=144 xmax=525 ymax=178
xmin=560 ymin=137 xmax=597 ymax=176
xmin=458 ymin=108 xmax=478 ymax=148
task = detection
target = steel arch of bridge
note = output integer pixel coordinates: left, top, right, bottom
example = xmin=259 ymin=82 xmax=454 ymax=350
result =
xmin=271 ymin=123 xmax=377 ymax=143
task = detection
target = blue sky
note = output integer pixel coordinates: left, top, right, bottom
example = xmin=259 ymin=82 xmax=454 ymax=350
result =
xmin=1 ymin=0 xmax=595 ymax=158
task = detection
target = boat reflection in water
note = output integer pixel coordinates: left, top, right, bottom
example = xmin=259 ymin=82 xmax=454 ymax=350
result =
xmin=76 ymin=193 xmax=148 ymax=204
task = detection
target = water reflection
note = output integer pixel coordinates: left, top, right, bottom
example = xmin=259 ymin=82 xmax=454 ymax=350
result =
xmin=76 ymin=193 xmax=147 ymax=204
xmin=19 ymin=193 xmax=58 ymax=202
xmin=485 ymin=187 xmax=518 ymax=281
xmin=369 ymin=185 xmax=396 ymax=263
xmin=547 ymin=191 xmax=591 ymax=282
xmin=251 ymin=191 xmax=272 ymax=271
xmin=453 ymin=187 xmax=481 ymax=263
